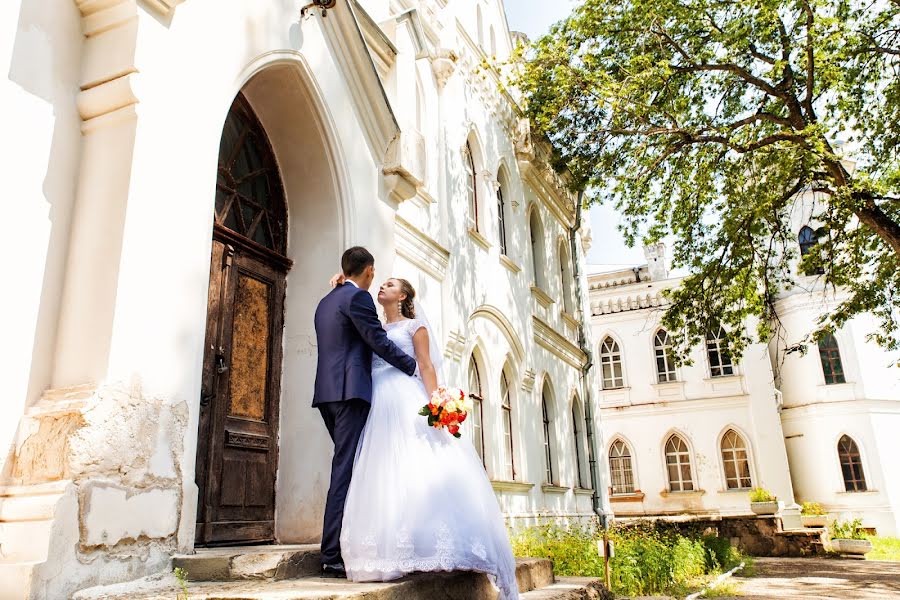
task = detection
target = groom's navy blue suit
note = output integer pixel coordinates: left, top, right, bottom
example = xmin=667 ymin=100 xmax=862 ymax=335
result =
xmin=313 ymin=281 xmax=417 ymax=566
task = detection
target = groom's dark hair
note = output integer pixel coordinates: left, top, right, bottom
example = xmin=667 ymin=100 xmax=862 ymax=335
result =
xmin=342 ymin=246 xmax=375 ymax=277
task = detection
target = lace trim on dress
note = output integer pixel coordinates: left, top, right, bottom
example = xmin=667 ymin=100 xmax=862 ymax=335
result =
xmin=346 ymin=522 xmax=518 ymax=599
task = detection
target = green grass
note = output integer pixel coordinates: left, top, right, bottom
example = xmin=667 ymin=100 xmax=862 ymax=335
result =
xmin=866 ymin=537 xmax=900 ymax=561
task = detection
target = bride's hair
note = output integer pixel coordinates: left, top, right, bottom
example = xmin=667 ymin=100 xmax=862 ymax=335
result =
xmin=396 ymin=278 xmax=416 ymax=319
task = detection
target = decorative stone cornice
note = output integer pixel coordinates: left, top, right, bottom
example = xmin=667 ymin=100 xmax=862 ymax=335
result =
xmin=319 ymin=0 xmax=401 ymax=161
xmin=431 ymin=49 xmax=458 ymax=88
xmin=444 ymin=329 xmax=466 ymax=362
xmin=394 ymin=215 xmax=450 ymax=281
xmin=532 ymin=315 xmax=587 ymax=370
xmin=590 ymin=292 xmax=668 ymax=316
xmin=73 ymin=0 xmax=139 ymax=127
xmin=521 ymin=368 xmax=536 ymax=393
xmin=384 ymin=129 xmax=426 ymax=202
xmin=141 ymin=0 xmax=183 ymax=18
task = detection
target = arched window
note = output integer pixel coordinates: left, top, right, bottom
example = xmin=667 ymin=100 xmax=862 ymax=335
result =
xmin=818 ymin=333 xmax=846 ymax=385
xmin=559 ymin=241 xmax=574 ymax=314
xmin=464 ymin=141 xmax=479 ymax=232
xmin=665 ymin=434 xmax=694 ymax=491
xmin=216 ymin=93 xmax=287 ymax=254
xmin=838 ymin=435 xmax=867 ymax=492
xmin=654 ymin=329 xmax=677 ymax=383
xmin=599 ymin=337 xmax=624 ymax=389
xmin=706 ymin=327 xmax=734 ymax=377
xmin=798 ymin=226 xmax=824 ymax=275
xmin=572 ymin=398 xmax=587 ymax=488
xmin=500 ymin=366 xmax=516 ymax=480
xmin=529 ymin=210 xmax=546 ymax=290
xmin=467 ymin=354 xmax=485 ymax=467
xmin=609 ymin=439 xmax=634 ymax=495
xmin=721 ymin=430 xmax=752 ymax=489
xmin=541 ymin=385 xmax=555 ymax=484
xmin=497 ymin=170 xmax=509 ymax=256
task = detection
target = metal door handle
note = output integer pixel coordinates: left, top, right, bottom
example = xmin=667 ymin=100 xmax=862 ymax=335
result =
xmin=201 ymin=388 xmax=214 ymax=407
xmin=216 ymin=354 xmax=229 ymax=374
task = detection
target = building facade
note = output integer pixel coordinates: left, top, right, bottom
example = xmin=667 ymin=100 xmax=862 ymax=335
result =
xmin=590 ymin=232 xmax=900 ymax=535
xmin=1 ymin=1 xmax=606 ymax=597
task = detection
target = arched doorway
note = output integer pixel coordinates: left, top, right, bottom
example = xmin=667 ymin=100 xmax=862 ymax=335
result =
xmin=195 ymin=93 xmax=291 ymax=545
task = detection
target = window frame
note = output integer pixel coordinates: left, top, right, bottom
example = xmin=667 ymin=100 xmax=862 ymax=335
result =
xmin=706 ymin=328 xmax=735 ymax=378
xmin=465 ymin=141 xmax=479 ymax=232
xmin=838 ymin=434 xmax=867 ymax=492
xmin=608 ymin=439 xmax=635 ymax=495
xmin=818 ymin=333 xmax=847 ymax=385
xmin=467 ymin=354 xmax=486 ymax=468
xmin=500 ymin=368 xmax=516 ymax=481
xmin=654 ymin=329 xmax=677 ymax=383
xmin=720 ymin=429 xmax=753 ymax=490
xmin=664 ymin=434 xmax=695 ymax=492
xmin=599 ymin=336 xmax=625 ymax=389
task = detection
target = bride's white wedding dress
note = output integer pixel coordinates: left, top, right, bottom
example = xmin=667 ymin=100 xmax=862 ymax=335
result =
xmin=341 ymin=318 xmax=521 ymax=600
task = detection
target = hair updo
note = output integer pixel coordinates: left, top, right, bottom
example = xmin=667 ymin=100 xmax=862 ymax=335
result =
xmin=396 ymin=278 xmax=416 ymax=319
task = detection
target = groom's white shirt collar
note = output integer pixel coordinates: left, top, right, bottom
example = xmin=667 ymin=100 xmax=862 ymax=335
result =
xmin=345 ymin=280 xmax=359 ymax=288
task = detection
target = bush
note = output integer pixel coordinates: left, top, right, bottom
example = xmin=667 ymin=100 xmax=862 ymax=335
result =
xmin=801 ymin=501 xmax=826 ymax=516
xmin=510 ymin=520 xmax=748 ymax=597
xmin=749 ymin=487 xmax=776 ymax=502
xmin=829 ymin=518 xmax=867 ymax=540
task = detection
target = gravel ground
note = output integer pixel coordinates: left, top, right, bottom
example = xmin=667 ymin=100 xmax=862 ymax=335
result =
xmin=722 ymin=556 xmax=900 ymax=599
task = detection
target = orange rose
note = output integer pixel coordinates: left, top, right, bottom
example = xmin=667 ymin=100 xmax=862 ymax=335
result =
xmin=457 ymin=412 xmax=467 ymax=423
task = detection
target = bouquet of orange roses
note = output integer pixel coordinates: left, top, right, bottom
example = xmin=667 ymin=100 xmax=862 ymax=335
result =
xmin=418 ymin=386 xmax=472 ymax=438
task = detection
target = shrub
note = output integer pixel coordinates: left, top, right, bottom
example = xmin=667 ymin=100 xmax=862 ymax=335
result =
xmin=801 ymin=501 xmax=826 ymax=516
xmin=749 ymin=487 xmax=776 ymax=503
xmin=510 ymin=520 xmax=748 ymax=597
xmin=829 ymin=518 xmax=867 ymax=540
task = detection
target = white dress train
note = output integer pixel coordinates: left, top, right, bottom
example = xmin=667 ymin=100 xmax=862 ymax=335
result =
xmin=341 ymin=319 xmax=521 ymax=600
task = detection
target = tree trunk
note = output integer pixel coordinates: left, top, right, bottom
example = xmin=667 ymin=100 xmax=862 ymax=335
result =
xmin=854 ymin=197 xmax=900 ymax=258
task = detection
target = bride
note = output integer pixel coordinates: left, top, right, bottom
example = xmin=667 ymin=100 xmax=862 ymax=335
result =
xmin=338 ymin=277 xmax=521 ymax=600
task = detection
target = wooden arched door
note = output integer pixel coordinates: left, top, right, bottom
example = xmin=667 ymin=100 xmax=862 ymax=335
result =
xmin=196 ymin=94 xmax=291 ymax=545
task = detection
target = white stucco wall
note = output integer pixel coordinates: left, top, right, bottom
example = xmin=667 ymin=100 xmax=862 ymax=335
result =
xmin=1 ymin=0 xmax=83 ymax=477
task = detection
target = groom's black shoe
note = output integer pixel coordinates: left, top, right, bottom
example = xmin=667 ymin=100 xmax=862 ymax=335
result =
xmin=321 ymin=563 xmax=347 ymax=578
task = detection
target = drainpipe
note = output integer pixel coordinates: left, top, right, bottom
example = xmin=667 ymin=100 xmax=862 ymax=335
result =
xmin=567 ymin=190 xmax=606 ymax=527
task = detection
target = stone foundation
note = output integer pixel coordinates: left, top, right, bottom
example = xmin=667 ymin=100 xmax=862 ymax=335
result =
xmin=619 ymin=514 xmax=826 ymax=557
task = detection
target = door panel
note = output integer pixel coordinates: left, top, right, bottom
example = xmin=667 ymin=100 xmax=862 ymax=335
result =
xmin=196 ymin=239 xmax=285 ymax=545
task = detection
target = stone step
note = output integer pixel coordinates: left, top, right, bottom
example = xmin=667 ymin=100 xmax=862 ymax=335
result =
xmin=74 ymin=569 xmax=608 ymax=600
xmin=173 ymin=546 xmax=554 ymax=592
xmin=0 ymin=492 xmax=59 ymax=522
xmin=521 ymin=577 xmax=611 ymax=599
xmin=172 ymin=544 xmax=322 ymax=581
xmin=0 ymin=561 xmax=40 ymax=600
xmin=0 ymin=520 xmax=54 ymax=563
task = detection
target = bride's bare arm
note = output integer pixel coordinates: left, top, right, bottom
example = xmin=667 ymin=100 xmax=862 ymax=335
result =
xmin=412 ymin=327 xmax=437 ymax=398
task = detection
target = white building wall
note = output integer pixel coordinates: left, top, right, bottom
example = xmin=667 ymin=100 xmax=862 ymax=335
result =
xmin=1 ymin=0 xmax=83 ymax=478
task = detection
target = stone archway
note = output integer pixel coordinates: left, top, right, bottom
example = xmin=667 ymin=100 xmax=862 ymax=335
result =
xmin=195 ymin=59 xmax=349 ymax=546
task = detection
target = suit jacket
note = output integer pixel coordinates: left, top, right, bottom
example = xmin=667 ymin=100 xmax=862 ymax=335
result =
xmin=312 ymin=282 xmax=417 ymax=406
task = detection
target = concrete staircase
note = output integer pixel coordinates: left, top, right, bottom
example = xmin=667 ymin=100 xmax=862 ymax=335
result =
xmin=74 ymin=545 xmax=612 ymax=599
xmin=0 ymin=480 xmax=71 ymax=600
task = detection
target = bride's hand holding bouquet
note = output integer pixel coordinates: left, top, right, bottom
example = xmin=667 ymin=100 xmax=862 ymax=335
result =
xmin=418 ymin=386 xmax=472 ymax=438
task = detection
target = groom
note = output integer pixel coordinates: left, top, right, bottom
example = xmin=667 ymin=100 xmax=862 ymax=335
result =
xmin=312 ymin=246 xmax=417 ymax=578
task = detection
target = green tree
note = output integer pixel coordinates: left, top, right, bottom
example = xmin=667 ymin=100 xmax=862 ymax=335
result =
xmin=514 ymin=0 xmax=899 ymax=362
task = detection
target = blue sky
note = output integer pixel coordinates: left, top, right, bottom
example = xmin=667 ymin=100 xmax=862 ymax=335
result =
xmin=504 ymin=1 xmax=647 ymax=270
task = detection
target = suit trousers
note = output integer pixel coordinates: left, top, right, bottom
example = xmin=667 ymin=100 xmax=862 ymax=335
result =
xmin=317 ymin=398 xmax=370 ymax=565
